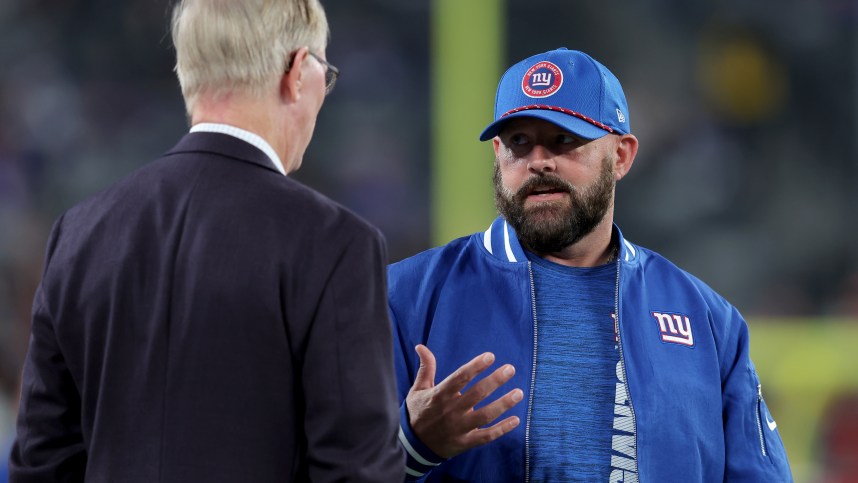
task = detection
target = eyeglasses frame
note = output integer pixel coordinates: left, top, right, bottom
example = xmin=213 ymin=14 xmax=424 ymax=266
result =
xmin=285 ymin=50 xmax=339 ymax=95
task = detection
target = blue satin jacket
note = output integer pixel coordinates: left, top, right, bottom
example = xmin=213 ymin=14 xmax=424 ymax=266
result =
xmin=388 ymin=217 xmax=792 ymax=482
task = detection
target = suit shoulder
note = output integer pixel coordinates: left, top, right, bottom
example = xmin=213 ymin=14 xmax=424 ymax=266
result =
xmin=281 ymin=178 xmax=383 ymax=242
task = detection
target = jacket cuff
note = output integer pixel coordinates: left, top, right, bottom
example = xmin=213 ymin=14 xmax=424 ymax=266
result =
xmin=399 ymin=402 xmax=445 ymax=480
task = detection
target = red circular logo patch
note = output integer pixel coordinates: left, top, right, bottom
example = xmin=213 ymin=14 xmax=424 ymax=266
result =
xmin=521 ymin=61 xmax=563 ymax=98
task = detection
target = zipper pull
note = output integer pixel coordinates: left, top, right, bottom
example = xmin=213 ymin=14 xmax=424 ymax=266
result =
xmin=757 ymin=383 xmax=763 ymax=400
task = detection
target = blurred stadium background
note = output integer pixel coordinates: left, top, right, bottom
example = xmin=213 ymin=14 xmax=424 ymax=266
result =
xmin=1 ymin=0 xmax=856 ymax=481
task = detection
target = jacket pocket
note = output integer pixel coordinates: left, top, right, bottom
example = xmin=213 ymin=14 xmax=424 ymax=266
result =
xmin=750 ymin=365 xmax=778 ymax=465
xmin=755 ymin=383 xmax=768 ymax=458
xmin=747 ymin=367 xmax=793 ymax=478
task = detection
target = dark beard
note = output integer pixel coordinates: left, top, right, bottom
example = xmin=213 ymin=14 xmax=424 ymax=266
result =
xmin=494 ymin=157 xmax=615 ymax=254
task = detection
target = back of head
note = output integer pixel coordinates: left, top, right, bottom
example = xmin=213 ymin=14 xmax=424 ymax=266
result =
xmin=171 ymin=0 xmax=329 ymax=115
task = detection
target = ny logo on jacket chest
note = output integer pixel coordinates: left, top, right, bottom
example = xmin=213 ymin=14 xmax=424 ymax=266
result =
xmin=651 ymin=312 xmax=694 ymax=347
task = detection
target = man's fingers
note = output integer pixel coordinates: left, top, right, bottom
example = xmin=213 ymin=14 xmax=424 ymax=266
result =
xmin=437 ymin=352 xmax=496 ymax=395
xmin=458 ymin=363 xmax=516 ymax=409
xmin=462 ymin=415 xmax=521 ymax=451
xmin=411 ymin=344 xmax=437 ymax=391
xmin=466 ymin=388 xmax=524 ymax=429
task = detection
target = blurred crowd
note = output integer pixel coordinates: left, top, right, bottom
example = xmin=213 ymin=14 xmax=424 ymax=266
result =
xmin=1 ymin=0 xmax=856 ymax=480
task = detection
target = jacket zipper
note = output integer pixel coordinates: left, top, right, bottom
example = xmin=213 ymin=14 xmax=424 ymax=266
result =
xmin=525 ymin=261 xmax=537 ymax=483
xmin=613 ymin=257 xmax=640 ymax=479
xmin=755 ymin=384 xmax=767 ymax=457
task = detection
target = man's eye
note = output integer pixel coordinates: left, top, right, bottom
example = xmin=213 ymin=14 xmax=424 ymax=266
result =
xmin=509 ymin=134 xmax=529 ymax=145
xmin=558 ymin=134 xmax=577 ymax=144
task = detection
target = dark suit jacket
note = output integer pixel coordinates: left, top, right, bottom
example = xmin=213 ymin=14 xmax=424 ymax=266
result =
xmin=10 ymin=133 xmax=405 ymax=482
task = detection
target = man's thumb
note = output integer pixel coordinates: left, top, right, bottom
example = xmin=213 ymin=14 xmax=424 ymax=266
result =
xmin=412 ymin=344 xmax=436 ymax=390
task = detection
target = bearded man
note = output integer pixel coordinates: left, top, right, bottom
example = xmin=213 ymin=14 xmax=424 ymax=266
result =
xmin=387 ymin=48 xmax=792 ymax=482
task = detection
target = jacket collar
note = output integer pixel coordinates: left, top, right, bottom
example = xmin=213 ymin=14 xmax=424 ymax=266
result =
xmin=480 ymin=216 xmax=639 ymax=264
xmin=165 ymin=131 xmax=282 ymax=175
xmin=190 ymin=123 xmax=286 ymax=175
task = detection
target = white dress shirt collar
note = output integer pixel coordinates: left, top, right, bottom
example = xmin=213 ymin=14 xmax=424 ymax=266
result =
xmin=190 ymin=123 xmax=286 ymax=176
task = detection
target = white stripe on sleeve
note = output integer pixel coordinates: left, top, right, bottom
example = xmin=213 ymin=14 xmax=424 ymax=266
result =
xmin=398 ymin=426 xmax=441 ymax=468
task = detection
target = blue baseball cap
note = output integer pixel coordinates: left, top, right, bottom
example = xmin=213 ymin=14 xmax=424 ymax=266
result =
xmin=479 ymin=48 xmax=630 ymax=141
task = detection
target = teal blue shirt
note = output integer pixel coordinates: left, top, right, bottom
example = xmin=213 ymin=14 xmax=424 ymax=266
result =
xmin=526 ymin=252 xmax=619 ymax=481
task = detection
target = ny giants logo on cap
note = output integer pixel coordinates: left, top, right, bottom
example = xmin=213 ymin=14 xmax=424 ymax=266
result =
xmin=521 ymin=61 xmax=563 ymax=98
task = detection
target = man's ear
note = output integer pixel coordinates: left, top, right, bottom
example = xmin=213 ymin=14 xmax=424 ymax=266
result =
xmin=613 ymin=133 xmax=638 ymax=181
xmin=281 ymin=46 xmax=309 ymax=103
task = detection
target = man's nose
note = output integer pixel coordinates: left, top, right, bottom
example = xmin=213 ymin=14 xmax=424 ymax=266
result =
xmin=527 ymin=145 xmax=556 ymax=173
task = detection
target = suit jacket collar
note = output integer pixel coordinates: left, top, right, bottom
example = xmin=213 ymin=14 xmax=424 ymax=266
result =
xmin=165 ymin=131 xmax=282 ymax=175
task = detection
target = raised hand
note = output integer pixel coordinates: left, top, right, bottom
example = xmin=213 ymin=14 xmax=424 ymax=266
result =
xmin=405 ymin=344 xmax=523 ymax=459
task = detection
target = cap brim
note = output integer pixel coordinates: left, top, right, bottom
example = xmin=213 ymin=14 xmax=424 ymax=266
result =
xmin=478 ymin=109 xmax=612 ymax=142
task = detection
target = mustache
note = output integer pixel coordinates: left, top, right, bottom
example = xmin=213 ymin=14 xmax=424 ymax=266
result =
xmin=515 ymin=174 xmax=576 ymax=200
